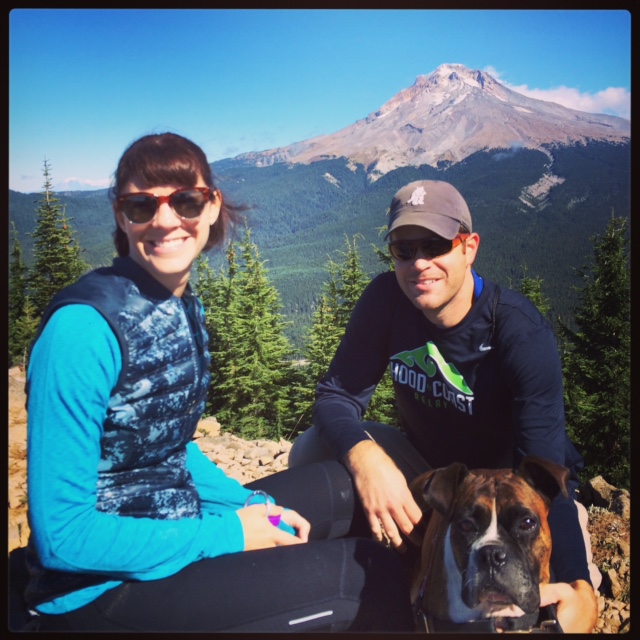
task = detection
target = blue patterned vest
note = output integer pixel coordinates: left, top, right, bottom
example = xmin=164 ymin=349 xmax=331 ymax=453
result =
xmin=25 ymin=257 xmax=211 ymax=605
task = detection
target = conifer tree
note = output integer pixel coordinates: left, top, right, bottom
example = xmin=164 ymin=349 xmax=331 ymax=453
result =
xmin=28 ymin=160 xmax=88 ymax=317
xmin=8 ymin=224 xmax=34 ymax=366
xmin=356 ymin=236 xmax=399 ymax=425
xmin=290 ymin=264 xmax=345 ymax=429
xmin=332 ymin=234 xmax=371 ymax=329
xmin=9 ymin=298 xmax=41 ymax=369
xmin=294 ymin=235 xmax=399 ymax=430
xmin=363 ymin=234 xmax=401 ymax=425
xmin=214 ymin=227 xmax=294 ymax=440
xmin=306 ymin=285 xmax=342 ymax=383
xmin=193 ymin=253 xmax=230 ymax=416
xmin=9 ymin=223 xmax=27 ymax=322
xmin=559 ymin=216 xmax=630 ymax=489
xmin=365 ymin=365 xmax=398 ymax=426
xmin=518 ymin=264 xmax=552 ymax=321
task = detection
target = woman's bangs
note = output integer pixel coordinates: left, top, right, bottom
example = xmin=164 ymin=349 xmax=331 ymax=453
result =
xmin=133 ymin=155 xmax=202 ymax=190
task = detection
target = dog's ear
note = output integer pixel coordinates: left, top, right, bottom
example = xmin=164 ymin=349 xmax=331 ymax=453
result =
xmin=517 ymin=456 xmax=570 ymax=504
xmin=410 ymin=470 xmax=437 ymax=513
xmin=411 ymin=463 xmax=469 ymax=517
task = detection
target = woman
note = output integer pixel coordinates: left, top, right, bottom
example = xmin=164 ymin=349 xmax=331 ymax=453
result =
xmin=23 ymin=132 xmax=414 ymax=632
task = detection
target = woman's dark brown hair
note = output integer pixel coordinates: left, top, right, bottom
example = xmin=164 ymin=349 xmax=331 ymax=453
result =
xmin=110 ymin=132 xmax=245 ymax=256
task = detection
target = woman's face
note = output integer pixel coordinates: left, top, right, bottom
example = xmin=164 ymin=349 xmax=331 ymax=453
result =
xmin=114 ymin=178 xmax=220 ymax=296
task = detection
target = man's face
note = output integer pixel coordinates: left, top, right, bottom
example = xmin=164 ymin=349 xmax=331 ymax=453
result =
xmin=390 ymin=225 xmax=479 ymax=327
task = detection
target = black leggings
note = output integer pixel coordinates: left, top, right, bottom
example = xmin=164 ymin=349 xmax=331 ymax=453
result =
xmin=33 ymin=462 xmax=414 ymax=632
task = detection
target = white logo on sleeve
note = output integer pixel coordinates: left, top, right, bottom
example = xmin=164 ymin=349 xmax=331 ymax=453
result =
xmin=479 ymin=343 xmax=492 ymax=352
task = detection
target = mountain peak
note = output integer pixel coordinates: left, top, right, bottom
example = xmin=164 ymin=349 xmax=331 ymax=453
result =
xmin=375 ymin=64 xmax=498 ymax=119
xmin=232 ymin=64 xmax=630 ymax=180
xmin=429 ymin=62 xmax=489 ymax=87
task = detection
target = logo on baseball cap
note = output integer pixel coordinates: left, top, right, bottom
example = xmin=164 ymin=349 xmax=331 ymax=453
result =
xmin=385 ymin=180 xmax=472 ymax=240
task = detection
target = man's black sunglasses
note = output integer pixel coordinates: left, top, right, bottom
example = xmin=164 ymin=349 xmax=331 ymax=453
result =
xmin=388 ymin=234 xmax=470 ymax=262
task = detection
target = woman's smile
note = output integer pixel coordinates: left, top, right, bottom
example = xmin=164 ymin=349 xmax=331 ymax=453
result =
xmin=147 ymin=235 xmax=191 ymax=253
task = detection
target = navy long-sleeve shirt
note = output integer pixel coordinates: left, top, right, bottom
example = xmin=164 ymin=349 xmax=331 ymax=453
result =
xmin=314 ymin=270 xmax=591 ymax=585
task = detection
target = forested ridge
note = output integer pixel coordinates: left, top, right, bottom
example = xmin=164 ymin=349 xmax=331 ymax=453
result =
xmin=9 ymin=141 xmax=630 ymax=349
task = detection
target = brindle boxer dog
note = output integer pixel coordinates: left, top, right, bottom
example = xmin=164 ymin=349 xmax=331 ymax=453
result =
xmin=409 ymin=455 xmax=569 ymax=633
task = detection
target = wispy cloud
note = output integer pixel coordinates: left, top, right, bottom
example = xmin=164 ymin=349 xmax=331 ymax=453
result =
xmin=484 ymin=67 xmax=630 ymax=120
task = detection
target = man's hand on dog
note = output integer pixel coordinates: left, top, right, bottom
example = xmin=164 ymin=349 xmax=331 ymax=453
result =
xmin=344 ymin=440 xmax=423 ymax=550
xmin=539 ymin=578 xmax=597 ymax=634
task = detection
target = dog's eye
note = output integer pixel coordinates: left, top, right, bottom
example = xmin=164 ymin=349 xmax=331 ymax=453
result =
xmin=519 ymin=517 xmax=538 ymax=531
xmin=458 ymin=519 xmax=477 ymax=534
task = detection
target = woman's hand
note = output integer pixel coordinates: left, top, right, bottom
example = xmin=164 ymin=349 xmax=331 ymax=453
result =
xmin=237 ymin=504 xmax=310 ymax=551
xmin=539 ymin=579 xmax=597 ymax=633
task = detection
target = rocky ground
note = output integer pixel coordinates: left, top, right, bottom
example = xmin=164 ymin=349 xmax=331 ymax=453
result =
xmin=8 ymin=366 xmax=630 ymax=633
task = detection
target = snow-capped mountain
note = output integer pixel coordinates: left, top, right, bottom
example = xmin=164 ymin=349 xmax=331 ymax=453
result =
xmin=232 ymin=64 xmax=630 ymax=180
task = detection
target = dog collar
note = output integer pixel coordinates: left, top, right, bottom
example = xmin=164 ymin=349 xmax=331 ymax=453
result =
xmin=416 ymin=610 xmax=562 ymax=634
xmin=413 ymin=592 xmax=563 ymax=634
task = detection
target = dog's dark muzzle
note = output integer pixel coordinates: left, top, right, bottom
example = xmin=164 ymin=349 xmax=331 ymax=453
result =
xmin=463 ymin=543 xmax=541 ymax=614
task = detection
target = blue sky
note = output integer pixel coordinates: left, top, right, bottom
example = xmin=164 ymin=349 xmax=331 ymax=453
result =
xmin=9 ymin=8 xmax=631 ymax=193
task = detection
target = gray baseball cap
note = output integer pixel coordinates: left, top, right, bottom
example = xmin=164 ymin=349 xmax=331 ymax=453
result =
xmin=385 ymin=180 xmax=472 ymax=240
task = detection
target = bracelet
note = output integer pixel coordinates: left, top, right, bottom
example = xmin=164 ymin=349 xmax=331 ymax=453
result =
xmin=244 ymin=490 xmax=281 ymax=526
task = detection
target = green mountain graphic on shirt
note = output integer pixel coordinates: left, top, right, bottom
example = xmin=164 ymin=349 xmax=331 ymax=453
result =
xmin=391 ymin=341 xmax=472 ymax=395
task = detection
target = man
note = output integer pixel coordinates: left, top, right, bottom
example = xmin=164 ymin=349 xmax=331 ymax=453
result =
xmin=289 ymin=180 xmax=599 ymax=633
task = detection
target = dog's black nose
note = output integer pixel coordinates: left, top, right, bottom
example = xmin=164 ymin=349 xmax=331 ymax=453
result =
xmin=479 ymin=545 xmax=507 ymax=569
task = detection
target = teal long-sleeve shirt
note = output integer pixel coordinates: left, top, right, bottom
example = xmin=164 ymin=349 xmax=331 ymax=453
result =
xmin=27 ymin=304 xmax=255 ymax=614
